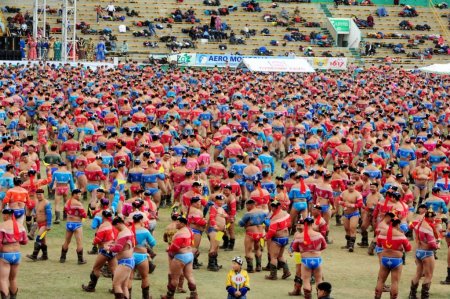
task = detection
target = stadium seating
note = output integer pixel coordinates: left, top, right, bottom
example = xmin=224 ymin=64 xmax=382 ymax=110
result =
xmin=1 ymin=0 xmax=448 ymax=66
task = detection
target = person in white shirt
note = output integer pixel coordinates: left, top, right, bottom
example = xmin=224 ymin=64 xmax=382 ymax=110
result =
xmin=106 ymin=3 xmax=115 ymax=17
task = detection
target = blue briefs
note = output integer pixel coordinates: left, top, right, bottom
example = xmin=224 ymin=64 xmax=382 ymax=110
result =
xmin=133 ymin=252 xmax=148 ymax=266
xmin=343 ymin=211 xmax=360 ymax=219
xmin=0 ymin=252 xmax=21 ymax=265
xmin=375 ymin=246 xmax=383 ymax=254
xmin=292 ymin=201 xmax=307 ymax=212
xmin=174 ymin=252 xmax=194 ymax=265
xmin=87 ymin=184 xmax=100 ymax=192
xmin=415 ymin=249 xmax=434 ymax=261
xmin=145 ymin=188 xmax=159 ymax=196
xmin=381 ymin=256 xmax=403 ymax=270
xmin=66 ymin=222 xmax=83 ymax=232
xmin=301 ymin=257 xmax=322 ymax=270
xmin=272 ymin=237 xmax=289 ymax=247
xmin=191 ymin=228 xmax=203 ymax=235
xmin=13 ymin=208 xmax=25 ymax=219
xmin=99 ymin=248 xmax=115 ymax=260
xmin=118 ymin=257 xmax=135 ymax=269
xmin=398 ymin=161 xmax=410 ymax=169
xmin=321 ymin=205 xmax=330 ymax=213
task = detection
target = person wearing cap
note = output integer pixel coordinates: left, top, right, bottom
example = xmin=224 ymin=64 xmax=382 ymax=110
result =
xmin=423 ymin=187 xmax=448 ymax=235
xmin=225 ymin=256 xmax=250 ymax=299
xmin=265 ymin=200 xmax=291 ymax=280
xmin=188 ymin=196 xmax=207 ymax=269
xmin=107 ymin=216 xmax=135 ymax=299
xmin=396 ymin=139 xmax=416 ymax=181
xmin=162 ymin=215 xmax=198 ymax=299
xmin=290 ymin=215 xmax=326 ymax=299
xmin=409 ymin=210 xmax=440 ymax=299
xmin=358 ymin=182 xmax=383 ymax=248
xmin=229 ymin=155 xmax=248 ymax=200
xmin=338 ymin=180 xmax=363 ymax=252
xmin=26 ymin=189 xmax=52 ymax=261
xmin=170 ymin=157 xmax=189 ymax=202
xmin=317 ymin=281 xmax=333 ymax=299
xmin=314 ymin=172 xmax=335 ymax=236
xmin=238 ymin=198 xmax=267 ymax=273
xmin=1 ymin=176 xmax=32 ymax=225
xmin=374 ymin=215 xmax=412 ymax=299
xmin=129 ymin=213 xmax=156 ymax=299
xmin=311 ymin=205 xmax=328 ymax=239
xmin=207 ymin=194 xmax=228 ymax=272
xmin=49 ymin=161 xmax=76 ymax=224
xmin=323 ymin=130 xmax=342 ymax=167
xmin=0 ymin=207 xmax=28 ymax=299
xmin=274 ymin=184 xmax=290 ymax=211
xmin=60 ymin=189 xmax=88 ymax=265
xmin=82 ymin=210 xmax=117 ymax=293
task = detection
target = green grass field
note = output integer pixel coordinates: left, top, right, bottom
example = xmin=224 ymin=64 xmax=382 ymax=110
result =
xmin=15 ymin=206 xmax=450 ymax=299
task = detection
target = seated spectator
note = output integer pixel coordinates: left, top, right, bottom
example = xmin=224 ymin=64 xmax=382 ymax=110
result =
xmin=14 ymin=11 xmax=25 ymax=24
xmin=304 ymin=46 xmax=314 ymax=56
xmin=376 ymin=7 xmax=388 ymax=17
xmin=280 ymin=7 xmax=289 ymax=20
xmin=360 ymin=0 xmax=373 ymax=5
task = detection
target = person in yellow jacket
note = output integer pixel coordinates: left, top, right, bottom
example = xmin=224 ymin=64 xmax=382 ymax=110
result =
xmin=226 ymin=256 xmax=250 ymax=299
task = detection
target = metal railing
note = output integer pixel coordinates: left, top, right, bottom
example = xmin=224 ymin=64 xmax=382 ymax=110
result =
xmin=428 ymin=0 xmax=450 ymax=41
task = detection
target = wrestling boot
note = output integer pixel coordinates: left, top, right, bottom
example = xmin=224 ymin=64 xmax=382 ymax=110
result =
xmin=26 ymin=242 xmax=41 ymax=261
xmin=288 ymin=276 xmax=302 ymax=296
xmin=348 ymin=237 xmax=356 ymax=252
xmin=219 ymin=235 xmax=229 ymax=249
xmin=335 ymin=214 xmax=342 ymax=226
xmin=341 ymin=235 xmax=350 ymax=249
xmin=420 ymin=283 xmax=430 ymax=299
xmin=9 ymin=289 xmax=18 ymax=299
xmin=207 ymin=253 xmax=220 ymax=272
xmin=160 ymin=285 xmax=176 ymax=299
xmin=193 ymin=252 xmax=202 ymax=269
xmin=225 ymin=238 xmax=235 ymax=251
xmin=280 ymin=261 xmax=292 ymax=279
xmin=303 ymin=288 xmax=312 ymax=299
xmin=245 ymin=257 xmax=254 ymax=273
xmin=82 ymin=271 xmax=99 ymax=292
xmin=77 ymin=249 xmax=87 ymax=264
xmin=368 ymin=241 xmax=376 ymax=256
xmin=0 ymin=291 xmax=8 ymax=299
xmin=27 ymin=222 xmax=38 ymax=240
xmin=265 ymin=263 xmax=278 ymax=280
xmin=255 ymin=255 xmax=262 ymax=272
xmin=54 ymin=211 xmax=61 ymax=224
xmin=408 ymin=281 xmax=419 ymax=299
xmin=142 ymin=286 xmax=151 ymax=299
xmin=114 ymin=293 xmax=125 ymax=299
xmin=165 ymin=195 xmax=173 ymax=207
xmin=390 ymin=291 xmax=398 ymax=299
xmin=128 ymin=287 xmax=132 ymax=299
xmin=440 ymin=267 xmax=450 ymax=284
xmin=88 ymin=244 xmax=98 ymax=255
xmin=160 ymin=195 xmax=167 ymax=208
xmin=186 ymin=282 xmax=198 ymax=299
xmin=358 ymin=231 xmax=369 ymax=247
xmin=59 ymin=247 xmax=68 ymax=263
xmin=38 ymin=244 xmax=48 ymax=260
xmin=325 ymin=231 xmax=333 ymax=244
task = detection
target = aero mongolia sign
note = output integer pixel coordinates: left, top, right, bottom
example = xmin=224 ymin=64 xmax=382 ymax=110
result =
xmin=329 ymin=18 xmax=350 ymax=34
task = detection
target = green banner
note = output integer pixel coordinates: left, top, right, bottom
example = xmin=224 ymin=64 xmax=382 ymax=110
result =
xmin=329 ymin=18 xmax=350 ymax=34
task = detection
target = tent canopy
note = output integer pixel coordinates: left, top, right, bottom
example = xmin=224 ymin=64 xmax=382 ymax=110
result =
xmin=237 ymin=58 xmax=315 ymax=73
xmin=419 ymin=63 xmax=450 ymax=74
